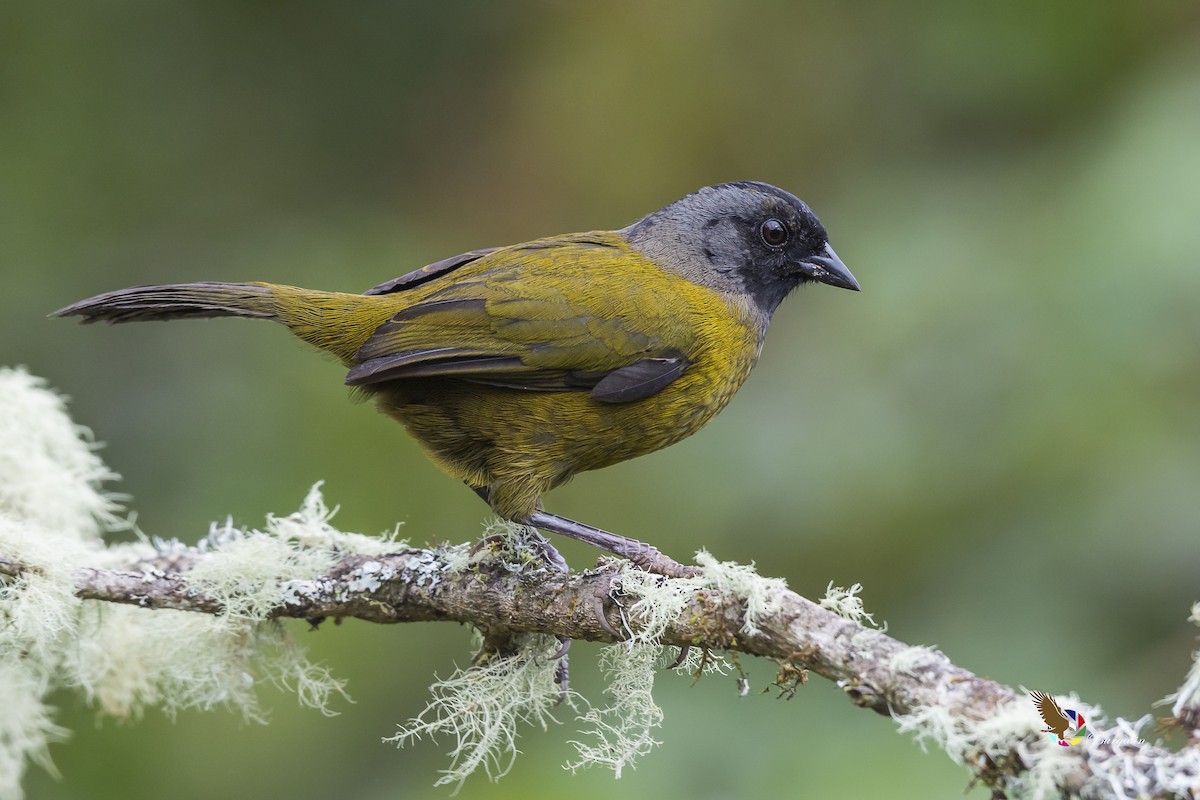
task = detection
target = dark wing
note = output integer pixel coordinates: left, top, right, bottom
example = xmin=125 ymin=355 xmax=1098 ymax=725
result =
xmin=363 ymin=247 xmax=501 ymax=296
xmin=1030 ymin=691 xmax=1071 ymax=734
xmin=346 ymin=234 xmax=694 ymax=403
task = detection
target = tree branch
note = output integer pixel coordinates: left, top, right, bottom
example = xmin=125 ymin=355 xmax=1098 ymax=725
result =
xmin=2 ymin=541 xmax=1194 ymax=798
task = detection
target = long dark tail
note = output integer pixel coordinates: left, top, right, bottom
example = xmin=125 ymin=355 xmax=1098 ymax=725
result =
xmin=54 ymin=282 xmax=278 ymax=324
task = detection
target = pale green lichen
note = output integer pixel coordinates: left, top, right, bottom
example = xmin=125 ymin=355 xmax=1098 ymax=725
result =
xmin=0 ymin=368 xmax=376 ymax=799
xmin=567 ymin=642 xmax=663 ymax=778
xmin=58 ymin=601 xmax=348 ymax=725
xmin=187 ymin=482 xmax=407 ymax=621
xmin=438 ymin=541 xmax=475 ymax=575
xmin=616 ymin=568 xmax=697 ymax=644
xmin=895 ymin=690 xmax=1056 ymax=773
xmin=0 ymin=367 xmax=127 ymax=539
xmin=188 ymin=523 xmax=338 ymax=621
xmin=895 ymin=702 xmax=975 ymax=763
xmin=1071 ymin=714 xmax=1200 ymax=800
xmin=819 ymin=581 xmax=878 ymax=628
xmin=1023 ymin=744 xmax=1083 ymax=800
xmin=0 ymin=571 xmax=82 ymax=665
xmin=0 ymin=368 xmax=119 ymax=799
xmin=693 ymin=549 xmax=786 ymax=637
xmin=554 ymin=550 xmax=777 ymax=778
xmin=0 ymin=663 xmax=69 ymax=795
xmin=465 ymin=518 xmax=566 ymax=579
xmin=384 ymin=633 xmax=566 ymax=790
xmin=616 ymin=548 xmax=787 ymax=643
xmin=894 ymin=686 xmax=1192 ymax=798
xmin=1163 ymin=602 xmax=1200 ymax=717
xmin=262 ymin=482 xmax=404 ymax=557
xmin=259 ymin=634 xmax=351 ymax=718
xmin=889 ymin=644 xmax=948 ymax=680
xmin=389 ymin=548 xmax=787 ymax=786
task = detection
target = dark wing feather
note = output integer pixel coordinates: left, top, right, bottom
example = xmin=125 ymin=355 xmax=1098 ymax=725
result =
xmin=346 ymin=349 xmax=525 ymax=386
xmin=589 ymin=357 xmax=690 ymax=403
xmin=363 ymin=247 xmax=501 ymax=295
xmin=346 ymin=234 xmax=695 ymax=402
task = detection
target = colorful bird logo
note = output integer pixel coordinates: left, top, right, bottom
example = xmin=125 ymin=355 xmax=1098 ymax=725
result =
xmin=1030 ymin=691 xmax=1088 ymax=746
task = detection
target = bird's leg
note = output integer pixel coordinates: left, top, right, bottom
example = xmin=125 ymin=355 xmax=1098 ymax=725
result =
xmin=526 ymin=509 xmax=702 ymax=578
xmin=468 ymin=486 xmax=575 ymax=691
xmin=470 ymin=485 xmax=699 ymax=643
xmin=468 ymin=487 xmax=570 ymax=573
xmin=521 ymin=526 xmax=570 ymax=574
xmin=471 ymin=485 xmax=699 ymax=577
xmin=528 ymin=510 xmax=701 ymax=640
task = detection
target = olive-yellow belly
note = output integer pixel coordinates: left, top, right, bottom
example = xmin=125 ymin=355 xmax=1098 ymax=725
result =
xmin=372 ymin=296 xmax=762 ymax=521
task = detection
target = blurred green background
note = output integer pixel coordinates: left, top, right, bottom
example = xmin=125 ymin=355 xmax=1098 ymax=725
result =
xmin=4 ymin=2 xmax=1200 ymax=798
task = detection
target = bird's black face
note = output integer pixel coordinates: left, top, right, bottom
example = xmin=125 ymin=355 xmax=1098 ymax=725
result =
xmin=706 ymin=181 xmax=859 ymax=314
xmin=624 ymin=181 xmax=859 ymax=318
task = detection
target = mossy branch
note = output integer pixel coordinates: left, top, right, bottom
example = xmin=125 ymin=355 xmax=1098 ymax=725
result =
xmin=2 ymin=539 xmax=1197 ymax=798
xmin=3 ymin=367 xmax=1197 ymax=799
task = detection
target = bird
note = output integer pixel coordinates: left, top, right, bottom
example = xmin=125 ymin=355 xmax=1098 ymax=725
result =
xmin=56 ymin=181 xmax=858 ymax=577
xmin=1030 ymin=690 xmax=1073 ymax=740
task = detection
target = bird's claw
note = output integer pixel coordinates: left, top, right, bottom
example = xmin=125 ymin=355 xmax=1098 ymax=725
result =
xmin=592 ymin=580 xmax=623 ymax=640
xmin=553 ymin=637 xmax=571 ymax=705
xmin=666 ymin=644 xmax=691 ymax=670
xmin=622 ymin=542 xmax=702 ymax=578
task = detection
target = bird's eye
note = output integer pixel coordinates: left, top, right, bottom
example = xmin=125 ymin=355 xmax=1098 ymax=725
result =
xmin=759 ymin=218 xmax=788 ymax=247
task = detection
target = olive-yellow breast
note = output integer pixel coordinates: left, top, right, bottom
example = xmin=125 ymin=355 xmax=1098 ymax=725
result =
xmin=57 ymin=181 xmax=858 ymax=575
